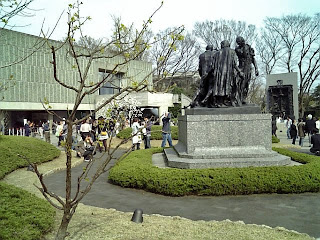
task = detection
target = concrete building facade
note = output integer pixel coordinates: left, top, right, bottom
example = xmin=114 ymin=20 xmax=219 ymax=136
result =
xmin=0 ymin=29 xmax=171 ymax=131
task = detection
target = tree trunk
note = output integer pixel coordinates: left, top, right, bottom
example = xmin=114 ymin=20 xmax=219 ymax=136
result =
xmin=55 ymin=124 xmax=74 ymax=239
xmin=55 ymin=208 xmax=72 ymax=240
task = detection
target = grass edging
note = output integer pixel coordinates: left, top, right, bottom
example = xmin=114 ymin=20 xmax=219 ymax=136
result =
xmin=109 ymin=147 xmax=320 ymax=196
xmin=0 ymin=136 xmax=60 ymax=240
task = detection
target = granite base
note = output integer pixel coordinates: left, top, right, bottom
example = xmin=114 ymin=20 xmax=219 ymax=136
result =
xmin=164 ymin=108 xmax=291 ymax=169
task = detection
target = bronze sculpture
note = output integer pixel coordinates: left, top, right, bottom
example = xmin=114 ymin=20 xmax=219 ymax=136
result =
xmin=191 ymin=44 xmax=216 ymax=108
xmin=190 ymin=37 xmax=258 ymax=108
xmin=235 ymin=36 xmax=259 ymax=105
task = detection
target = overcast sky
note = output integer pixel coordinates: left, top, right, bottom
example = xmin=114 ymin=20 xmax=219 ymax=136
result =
xmin=8 ymin=0 xmax=320 ymax=41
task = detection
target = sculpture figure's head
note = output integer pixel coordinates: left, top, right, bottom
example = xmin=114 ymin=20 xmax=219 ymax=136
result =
xmin=236 ymin=36 xmax=245 ymax=46
xmin=206 ymin=44 xmax=213 ymax=51
xmin=220 ymin=40 xmax=230 ymax=48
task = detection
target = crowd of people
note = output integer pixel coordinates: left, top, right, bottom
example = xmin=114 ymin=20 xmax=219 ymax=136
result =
xmin=272 ymin=114 xmax=320 ymax=155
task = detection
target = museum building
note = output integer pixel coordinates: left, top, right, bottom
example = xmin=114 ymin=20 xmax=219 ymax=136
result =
xmin=0 ymin=29 xmax=185 ymax=131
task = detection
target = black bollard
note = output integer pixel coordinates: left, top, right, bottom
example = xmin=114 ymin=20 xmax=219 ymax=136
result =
xmin=27 ymin=164 xmax=34 ymax=172
xmin=131 ymin=209 xmax=143 ymax=223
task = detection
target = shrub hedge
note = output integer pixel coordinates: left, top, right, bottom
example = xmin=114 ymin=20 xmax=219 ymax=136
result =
xmin=108 ymin=147 xmax=320 ymax=196
xmin=272 ymin=136 xmax=280 ymax=143
xmin=0 ymin=135 xmax=61 ymax=179
xmin=0 ymin=182 xmax=55 ymax=240
xmin=117 ymin=125 xmax=178 ymax=140
xmin=0 ymin=136 xmax=60 ymax=240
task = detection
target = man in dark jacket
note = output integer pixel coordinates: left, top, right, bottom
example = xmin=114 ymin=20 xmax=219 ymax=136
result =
xmin=161 ymin=112 xmax=173 ymax=147
xmin=305 ymin=114 xmax=316 ymax=147
xmin=24 ymin=120 xmax=31 ymax=137
xmin=310 ymin=128 xmax=320 ymax=155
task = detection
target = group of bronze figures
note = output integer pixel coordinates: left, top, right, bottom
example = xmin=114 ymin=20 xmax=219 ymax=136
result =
xmin=191 ymin=36 xmax=259 ymax=108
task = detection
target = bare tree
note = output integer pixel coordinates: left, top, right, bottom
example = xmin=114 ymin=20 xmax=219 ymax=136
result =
xmin=25 ymin=2 xmax=184 ymax=239
xmin=193 ymin=19 xmax=257 ymax=49
xmin=255 ymin=28 xmax=284 ymax=75
xmin=151 ymin=28 xmax=201 ymax=94
xmin=0 ymin=0 xmax=34 ymax=28
xmin=109 ymin=16 xmax=153 ymax=61
xmin=263 ymin=13 xmax=320 ymax=116
xmin=77 ymin=35 xmax=104 ymax=51
xmin=247 ymin=75 xmax=266 ymax=108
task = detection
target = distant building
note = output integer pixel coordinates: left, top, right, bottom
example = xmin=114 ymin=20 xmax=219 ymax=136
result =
xmin=0 ymin=29 xmax=190 ymax=132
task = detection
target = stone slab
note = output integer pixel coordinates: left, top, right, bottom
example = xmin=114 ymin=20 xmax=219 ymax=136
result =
xmin=178 ymin=113 xmax=272 ymax=154
xmin=164 ymin=148 xmax=292 ymax=169
xmin=185 ymin=104 xmax=260 ymax=115
xmin=174 ymin=143 xmax=278 ymax=159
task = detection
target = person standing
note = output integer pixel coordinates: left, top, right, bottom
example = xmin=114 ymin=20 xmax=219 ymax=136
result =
xmin=39 ymin=121 xmax=44 ymax=139
xmin=305 ymin=114 xmax=316 ymax=147
xmin=297 ymin=118 xmax=305 ymax=147
xmin=131 ymin=118 xmax=142 ymax=151
xmin=161 ymin=112 xmax=173 ymax=148
xmin=310 ymin=128 xmax=320 ymax=155
xmin=97 ymin=117 xmax=109 ymax=152
xmin=43 ymin=120 xmax=50 ymax=143
xmin=24 ymin=120 xmax=31 ymax=137
xmin=315 ymin=117 xmax=320 ymax=130
xmin=290 ymin=120 xmax=297 ymax=145
xmin=143 ymin=116 xmax=152 ymax=149
xmin=80 ymin=119 xmax=92 ymax=141
xmin=271 ymin=116 xmax=277 ymax=138
xmin=285 ymin=117 xmax=292 ymax=139
xmin=55 ymin=121 xmax=64 ymax=146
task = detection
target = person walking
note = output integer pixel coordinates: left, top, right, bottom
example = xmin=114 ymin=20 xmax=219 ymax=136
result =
xmin=43 ymin=120 xmax=50 ymax=143
xmin=297 ymin=118 xmax=305 ymax=147
xmin=161 ymin=112 xmax=173 ymax=148
xmin=290 ymin=120 xmax=297 ymax=145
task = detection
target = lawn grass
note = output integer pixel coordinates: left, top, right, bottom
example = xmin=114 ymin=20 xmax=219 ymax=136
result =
xmin=109 ymin=147 xmax=320 ymax=196
xmin=0 ymin=135 xmax=60 ymax=240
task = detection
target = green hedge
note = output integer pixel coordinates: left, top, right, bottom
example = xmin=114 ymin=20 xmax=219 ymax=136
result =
xmin=109 ymin=147 xmax=320 ymax=196
xmin=272 ymin=136 xmax=280 ymax=143
xmin=0 ymin=135 xmax=61 ymax=179
xmin=0 ymin=182 xmax=55 ymax=240
xmin=117 ymin=125 xmax=178 ymax=140
xmin=0 ymin=136 xmax=60 ymax=240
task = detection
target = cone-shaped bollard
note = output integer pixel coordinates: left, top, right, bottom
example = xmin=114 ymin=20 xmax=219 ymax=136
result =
xmin=131 ymin=209 xmax=143 ymax=223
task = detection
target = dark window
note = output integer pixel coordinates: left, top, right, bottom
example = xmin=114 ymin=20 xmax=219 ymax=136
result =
xmin=99 ymin=70 xmax=123 ymax=95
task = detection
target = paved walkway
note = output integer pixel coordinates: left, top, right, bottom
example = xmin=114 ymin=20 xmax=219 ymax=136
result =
xmin=38 ymin=132 xmax=320 ymax=239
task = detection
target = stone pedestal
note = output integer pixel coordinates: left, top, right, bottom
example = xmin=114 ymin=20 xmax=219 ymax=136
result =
xmin=164 ymin=106 xmax=291 ymax=169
